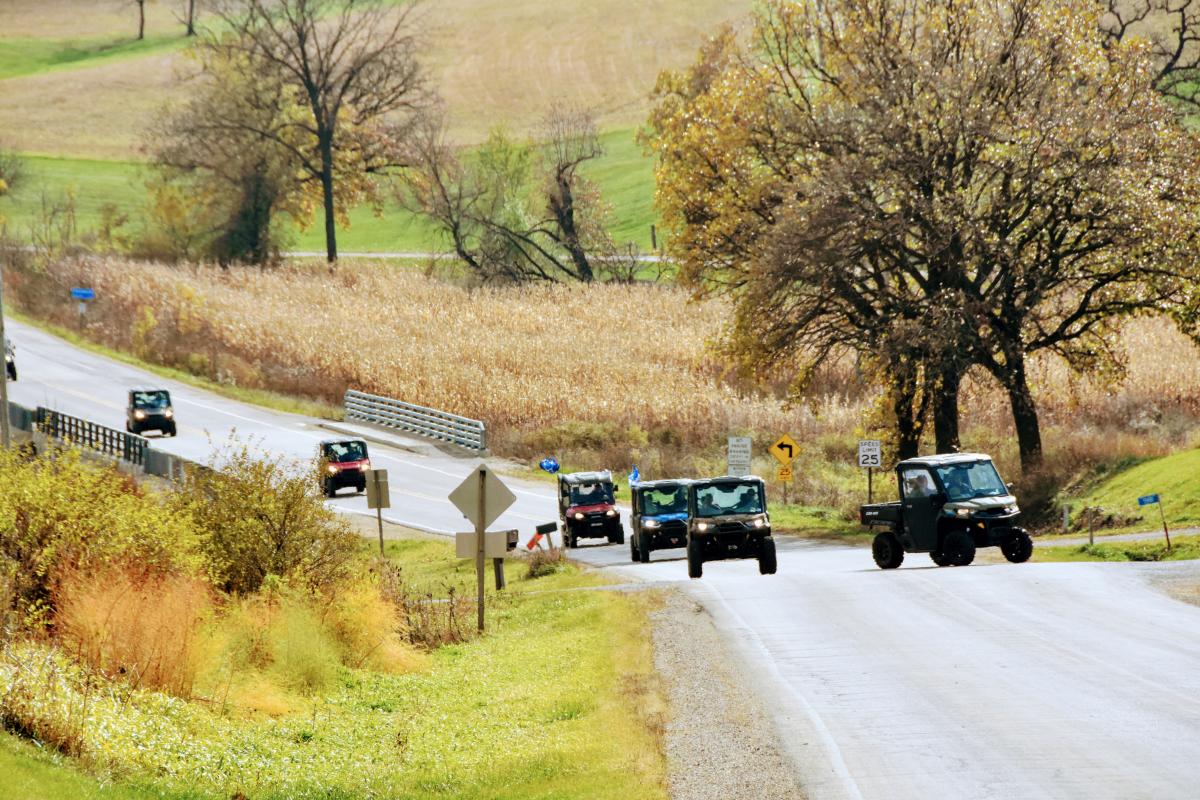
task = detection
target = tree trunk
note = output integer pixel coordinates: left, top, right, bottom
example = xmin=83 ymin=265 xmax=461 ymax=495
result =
xmin=319 ymin=133 xmax=338 ymax=266
xmin=186 ymin=0 xmax=196 ymax=36
xmin=1002 ymin=353 xmax=1043 ymax=471
xmin=931 ymin=367 xmax=961 ymax=455
xmin=137 ymin=0 xmax=146 ymax=40
xmin=551 ymin=172 xmax=593 ymax=281
xmin=892 ymin=370 xmax=923 ymax=460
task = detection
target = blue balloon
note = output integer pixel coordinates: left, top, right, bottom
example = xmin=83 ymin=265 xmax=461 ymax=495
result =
xmin=539 ymin=457 xmax=560 ymax=474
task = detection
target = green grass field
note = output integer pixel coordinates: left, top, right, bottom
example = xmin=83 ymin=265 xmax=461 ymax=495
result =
xmin=0 ymin=129 xmax=657 ymax=253
xmin=0 ymin=34 xmax=184 ymax=80
xmin=1067 ymin=448 xmax=1200 ymax=532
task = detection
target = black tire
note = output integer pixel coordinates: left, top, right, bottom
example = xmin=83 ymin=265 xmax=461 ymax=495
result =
xmin=758 ymin=537 xmax=777 ymax=575
xmin=125 ymin=420 xmax=133 ymax=433
xmin=1001 ymin=529 xmax=1034 ymax=563
xmin=6 ymin=364 xmax=16 ymax=381
xmin=608 ymin=525 xmax=624 ymax=545
xmin=324 ymin=479 xmax=337 ymax=499
xmin=167 ymin=423 xmax=177 ymax=437
xmin=638 ymin=531 xmax=652 ymax=563
xmin=630 ymin=535 xmax=639 ymax=563
xmin=687 ymin=537 xmax=704 ymax=579
xmin=943 ymin=531 xmax=976 ymax=566
xmin=568 ymin=531 xmax=578 ymax=549
xmin=930 ymin=550 xmax=952 ymax=567
xmin=872 ymin=531 xmax=905 ymax=569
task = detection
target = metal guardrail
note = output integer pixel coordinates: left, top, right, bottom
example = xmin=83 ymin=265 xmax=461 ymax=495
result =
xmin=36 ymin=407 xmax=148 ymax=466
xmin=344 ymin=390 xmax=487 ymax=452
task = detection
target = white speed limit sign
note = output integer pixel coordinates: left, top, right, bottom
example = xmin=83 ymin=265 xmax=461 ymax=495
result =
xmin=858 ymin=440 xmax=881 ymax=468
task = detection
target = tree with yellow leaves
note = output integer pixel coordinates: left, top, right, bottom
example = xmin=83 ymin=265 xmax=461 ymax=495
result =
xmin=645 ymin=0 xmax=1200 ymax=469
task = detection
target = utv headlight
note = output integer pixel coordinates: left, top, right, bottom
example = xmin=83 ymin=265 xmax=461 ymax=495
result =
xmin=326 ymin=464 xmax=339 ymax=475
xmin=574 ymin=512 xmax=584 ymax=520
xmin=134 ymin=409 xmax=147 ymax=420
xmin=643 ymin=519 xmax=660 ymax=529
xmin=953 ymin=508 xmax=972 ymax=518
xmin=164 ymin=409 xmax=174 ymax=419
xmin=697 ymin=521 xmax=711 ymax=532
xmin=753 ymin=516 xmax=767 ymax=528
xmin=606 ymin=509 xmax=617 ymax=517
xmin=1003 ymin=505 xmax=1019 ymax=514
xmin=4 ymin=354 xmax=10 ymax=362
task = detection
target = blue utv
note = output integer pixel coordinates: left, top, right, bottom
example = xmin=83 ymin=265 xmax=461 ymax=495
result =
xmin=629 ymin=479 xmax=691 ymax=563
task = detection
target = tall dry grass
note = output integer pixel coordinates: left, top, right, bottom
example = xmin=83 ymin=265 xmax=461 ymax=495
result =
xmin=13 ymin=256 xmax=1200 ymax=512
xmin=55 ymin=566 xmax=213 ymax=698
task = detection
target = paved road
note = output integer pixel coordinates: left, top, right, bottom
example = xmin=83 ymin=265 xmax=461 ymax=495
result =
xmin=9 ymin=318 xmax=1200 ymax=799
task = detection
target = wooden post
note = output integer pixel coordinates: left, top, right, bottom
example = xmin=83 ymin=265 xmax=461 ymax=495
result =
xmin=376 ymin=505 xmax=384 ymax=556
xmin=493 ymin=557 xmax=506 ymax=590
xmin=1159 ymin=500 xmax=1171 ymax=551
xmin=476 ymin=467 xmax=487 ymax=632
xmin=867 ymin=467 xmax=873 ymax=504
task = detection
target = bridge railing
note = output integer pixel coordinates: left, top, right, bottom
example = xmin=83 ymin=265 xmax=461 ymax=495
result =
xmin=344 ymin=390 xmax=487 ymax=452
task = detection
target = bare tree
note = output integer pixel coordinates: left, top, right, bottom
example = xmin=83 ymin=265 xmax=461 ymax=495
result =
xmin=206 ymin=0 xmax=428 ymax=264
xmin=1102 ymin=0 xmax=1200 ymax=117
xmin=400 ymin=108 xmax=634 ymax=283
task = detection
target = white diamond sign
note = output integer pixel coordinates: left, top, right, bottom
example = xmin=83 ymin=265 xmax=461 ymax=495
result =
xmin=449 ymin=464 xmax=516 ymax=530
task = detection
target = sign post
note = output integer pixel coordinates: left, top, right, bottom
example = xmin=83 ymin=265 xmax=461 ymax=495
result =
xmin=449 ymin=464 xmax=516 ymax=632
xmin=70 ymin=287 xmax=95 ymax=328
xmin=365 ymin=468 xmax=390 ymax=555
xmin=1138 ymin=493 xmax=1171 ymax=551
xmin=727 ymin=436 xmax=752 ymax=476
xmin=0 ymin=259 xmax=10 ymax=449
xmin=858 ymin=440 xmax=881 ymax=503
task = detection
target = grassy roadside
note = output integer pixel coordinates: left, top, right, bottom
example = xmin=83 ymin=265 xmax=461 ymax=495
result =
xmin=1033 ymin=535 xmax=1200 ymax=563
xmin=1063 ymin=447 xmax=1200 ymax=533
xmin=9 ymin=310 xmax=343 ymax=421
xmin=0 ymin=531 xmax=667 ymax=799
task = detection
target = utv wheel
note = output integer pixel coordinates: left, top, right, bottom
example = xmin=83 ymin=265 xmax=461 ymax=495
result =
xmin=638 ymin=532 xmax=652 ymax=563
xmin=167 ymin=423 xmax=177 ymax=437
xmin=758 ymin=537 xmax=777 ymax=575
xmin=324 ymin=480 xmax=337 ymax=499
xmin=608 ymin=527 xmax=624 ymax=545
xmin=1001 ymin=529 xmax=1034 ymax=564
xmin=930 ymin=550 xmax=952 ymax=567
xmin=943 ymin=531 xmax=976 ymax=566
xmin=686 ymin=537 xmax=704 ymax=579
xmin=568 ymin=531 xmax=578 ymax=549
xmin=630 ymin=536 xmax=640 ymax=563
xmin=872 ymin=532 xmax=904 ymax=569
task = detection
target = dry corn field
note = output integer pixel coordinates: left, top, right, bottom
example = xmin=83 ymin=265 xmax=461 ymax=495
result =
xmin=13 ymin=257 xmax=1200 ymax=482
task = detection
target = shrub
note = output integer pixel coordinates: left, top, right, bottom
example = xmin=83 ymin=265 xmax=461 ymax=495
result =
xmin=54 ymin=566 xmax=213 ymax=698
xmin=320 ymin=576 xmax=425 ymax=675
xmin=375 ymin=560 xmax=476 ymax=650
xmin=174 ymin=438 xmax=361 ymax=595
xmin=525 ymin=547 xmax=567 ymax=579
xmin=0 ymin=642 xmax=95 ymax=757
xmin=0 ymin=448 xmax=200 ymax=629
xmin=266 ymin=600 xmax=340 ymax=694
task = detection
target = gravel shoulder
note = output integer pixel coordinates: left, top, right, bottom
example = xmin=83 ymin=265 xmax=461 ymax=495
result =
xmin=651 ymin=588 xmax=806 ymax=800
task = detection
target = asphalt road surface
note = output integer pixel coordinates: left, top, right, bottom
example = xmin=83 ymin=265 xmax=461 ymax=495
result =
xmin=9 ymin=317 xmax=1200 ymax=799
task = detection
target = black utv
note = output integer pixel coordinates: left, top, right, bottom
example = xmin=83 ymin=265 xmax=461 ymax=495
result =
xmin=558 ymin=470 xmax=623 ymax=547
xmin=686 ymin=476 xmax=776 ymax=579
xmin=4 ymin=337 xmax=15 ymax=381
xmin=629 ymin=479 xmax=690 ymax=563
xmin=860 ymin=453 xmax=1032 ymax=569
xmin=126 ymin=388 xmax=176 ymax=436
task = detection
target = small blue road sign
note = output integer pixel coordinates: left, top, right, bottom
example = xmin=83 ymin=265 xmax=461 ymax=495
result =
xmin=1138 ymin=494 xmax=1160 ymax=507
xmin=70 ymin=287 xmax=95 ymax=301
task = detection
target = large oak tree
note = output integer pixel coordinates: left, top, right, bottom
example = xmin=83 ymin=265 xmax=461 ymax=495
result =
xmin=646 ymin=0 xmax=1200 ymax=468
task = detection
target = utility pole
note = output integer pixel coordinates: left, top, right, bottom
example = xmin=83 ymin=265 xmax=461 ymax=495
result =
xmin=0 ymin=257 xmax=11 ymax=448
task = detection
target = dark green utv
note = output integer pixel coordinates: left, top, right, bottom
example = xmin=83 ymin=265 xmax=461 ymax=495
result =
xmin=860 ymin=453 xmax=1033 ymax=569
xmin=686 ymin=476 xmax=776 ymax=579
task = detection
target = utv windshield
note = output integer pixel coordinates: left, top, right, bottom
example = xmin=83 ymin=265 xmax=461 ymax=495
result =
xmin=132 ymin=391 xmax=171 ymax=409
xmin=323 ymin=440 xmax=368 ymax=463
xmin=936 ymin=461 xmax=1007 ymax=501
xmin=694 ymin=482 xmax=764 ymax=517
xmin=569 ymin=483 xmax=614 ymax=507
xmin=640 ymin=486 xmax=687 ymax=516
